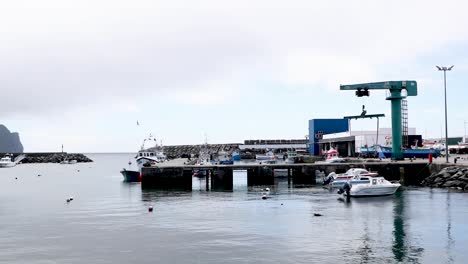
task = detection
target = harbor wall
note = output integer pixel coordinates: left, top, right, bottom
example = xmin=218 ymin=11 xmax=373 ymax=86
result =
xmin=142 ymin=162 xmax=433 ymax=189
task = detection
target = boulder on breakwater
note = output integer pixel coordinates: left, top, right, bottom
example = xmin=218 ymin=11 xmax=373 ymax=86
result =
xmin=422 ymin=166 xmax=468 ymax=191
xmin=19 ymin=153 xmax=93 ymax=164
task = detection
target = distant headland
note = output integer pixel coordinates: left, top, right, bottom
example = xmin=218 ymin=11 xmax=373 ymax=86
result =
xmin=0 ymin=124 xmax=24 ymax=153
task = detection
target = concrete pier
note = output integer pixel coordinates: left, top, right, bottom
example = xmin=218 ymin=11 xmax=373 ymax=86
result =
xmin=141 ymin=167 xmax=192 ymax=190
xmin=211 ymin=168 xmax=233 ymax=191
xmin=141 ymin=161 xmax=434 ymax=190
xmin=247 ymin=167 xmax=274 ymax=186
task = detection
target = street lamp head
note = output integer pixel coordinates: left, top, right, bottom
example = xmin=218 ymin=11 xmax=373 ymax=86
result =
xmin=436 ymin=65 xmax=454 ymax=71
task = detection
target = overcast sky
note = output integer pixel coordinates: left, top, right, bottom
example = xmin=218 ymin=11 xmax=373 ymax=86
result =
xmin=1 ymin=0 xmax=468 ymax=152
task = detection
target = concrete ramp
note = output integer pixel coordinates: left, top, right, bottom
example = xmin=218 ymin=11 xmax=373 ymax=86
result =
xmin=14 ymin=154 xmax=26 ymax=164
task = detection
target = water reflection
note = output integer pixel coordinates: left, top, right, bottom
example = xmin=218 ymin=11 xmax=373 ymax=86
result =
xmin=356 ymin=224 xmax=373 ymax=263
xmin=141 ymin=187 xmax=193 ymax=202
xmin=446 ymin=192 xmax=454 ymax=263
xmin=392 ymin=190 xmax=406 ymax=262
xmin=392 ymin=190 xmax=423 ymax=263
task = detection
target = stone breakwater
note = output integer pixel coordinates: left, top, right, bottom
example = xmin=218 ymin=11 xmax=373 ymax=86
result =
xmin=422 ymin=166 xmax=468 ymax=191
xmin=19 ymin=153 xmax=93 ymax=163
xmin=163 ymin=144 xmax=240 ymax=159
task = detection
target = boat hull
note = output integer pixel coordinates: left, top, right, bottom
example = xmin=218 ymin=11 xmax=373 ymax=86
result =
xmin=347 ymin=184 xmax=400 ymax=197
xmin=360 ymin=146 xmax=441 ymax=159
xmin=0 ymin=163 xmax=15 ymax=168
xmin=120 ymin=169 xmax=141 ymax=182
xmin=255 ymin=155 xmax=272 ymax=161
xmin=331 ymin=179 xmax=370 ymax=188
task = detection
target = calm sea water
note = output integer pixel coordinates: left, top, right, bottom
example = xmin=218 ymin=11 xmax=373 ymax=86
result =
xmin=1 ymin=153 xmax=467 ymax=264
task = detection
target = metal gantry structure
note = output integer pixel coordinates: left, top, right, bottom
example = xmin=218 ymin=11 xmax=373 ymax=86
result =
xmin=340 ymin=81 xmax=418 ymax=160
xmin=343 ymin=112 xmax=385 ymax=147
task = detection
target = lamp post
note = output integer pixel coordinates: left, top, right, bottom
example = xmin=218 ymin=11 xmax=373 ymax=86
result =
xmin=464 ymin=121 xmax=467 ymax=143
xmin=436 ymin=65 xmax=454 ymax=163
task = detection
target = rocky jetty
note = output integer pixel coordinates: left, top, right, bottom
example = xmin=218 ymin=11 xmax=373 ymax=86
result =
xmin=0 ymin=124 xmax=23 ymax=153
xmin=162 ymin=144 xmax=240 ymax=159
xmin=422 ymin=166 xmax=468 ymax=191
xmin=20 ymin=153 xmax=93 ymax=163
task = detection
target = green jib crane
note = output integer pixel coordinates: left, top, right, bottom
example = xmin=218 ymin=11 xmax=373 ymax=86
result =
xmin=340 ymin=81 xmax=418 ymax=160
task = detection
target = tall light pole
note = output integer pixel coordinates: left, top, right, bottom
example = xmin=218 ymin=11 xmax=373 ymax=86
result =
xmin=436 ymin=65 xmax=454 ymax=163
xmin=464 ymin=121 xmax=467 ymax=143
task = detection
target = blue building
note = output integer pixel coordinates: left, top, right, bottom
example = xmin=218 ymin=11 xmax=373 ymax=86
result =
xmin=308 ymin=119 xmax=349 ymax=155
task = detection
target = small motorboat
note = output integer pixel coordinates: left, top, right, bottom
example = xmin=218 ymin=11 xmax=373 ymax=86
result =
xmin=324 ymin=168 xmax=378 ymax=188
xmin=338 ymin=176 xmax=401 ymax=197
xmin=120 ymin=168 xmax=141 ymax=182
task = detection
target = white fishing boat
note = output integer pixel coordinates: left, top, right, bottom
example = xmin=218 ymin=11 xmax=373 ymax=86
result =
xmin=197 ymin=141 xmax=212 ymax=165
xmin=338 ymin=176 xmax=401 ymax=197
xmin=0 ymin=154 xmax=16 ymax=168
xmin=256 ymin=150 xmax=283 ymax=162
xmin=324 ymin=148 xmax=345 ymax=163
xmin=135 ymin=134 xmax=167 ymax=169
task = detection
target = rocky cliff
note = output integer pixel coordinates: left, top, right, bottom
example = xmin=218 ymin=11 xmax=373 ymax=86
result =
xmin=0 ymin=125 xmax=24 ymax=153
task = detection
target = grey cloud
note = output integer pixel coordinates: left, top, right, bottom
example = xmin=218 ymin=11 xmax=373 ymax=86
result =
xmin=0 ymin=16 xmax=264 ymax=117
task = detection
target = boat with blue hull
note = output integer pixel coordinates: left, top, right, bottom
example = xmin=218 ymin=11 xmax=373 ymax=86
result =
xmin=120 ymin=168 xmax=141 ymax=182
xmin=360 ymin=145 xmax=441 ymax=159
xmin=232 ymin=151 xmax=241 ymax=161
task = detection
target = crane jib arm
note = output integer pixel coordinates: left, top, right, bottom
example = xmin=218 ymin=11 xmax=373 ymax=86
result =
xmin=339 ymin=81 xmax=418 ymax=96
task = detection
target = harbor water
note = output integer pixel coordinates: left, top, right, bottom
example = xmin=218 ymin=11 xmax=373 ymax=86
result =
xmin=1 ymin=153 xmax=467 ymax=263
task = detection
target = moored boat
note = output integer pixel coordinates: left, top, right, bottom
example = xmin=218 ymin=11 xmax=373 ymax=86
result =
xmin=120 ymin=168 xmax=141 ymax=182
xmin=285 ymin=150 xmax=298 ymax=164
xmin=324 ymin=148 xmax=345 ymax=163
xmin=360 ymin=145 xmax=441 ymax=159
xmin=338 ymin=176 xmax=401 ymax=197
xmin=256 ymin=150 xmax=283 ymax=162
xmin=135 ymin=134 xmax=167 ymax=169
xmin=324 ymin=168 xmax=378 ymax=188
xmin=0 ymin=154 xmax=16 ymax=168
xmin=232 ymin=150 xmax=241 ymax=161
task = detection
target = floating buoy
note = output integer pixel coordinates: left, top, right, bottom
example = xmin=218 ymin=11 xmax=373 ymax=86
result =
xmin=262 ymin=195 xmax=267 ymax=200
xmin=314 ymin=213 xmax=322 ymax=217
xmin=37 ymin=174 xmax=41 ymax=177
xmin=264 ymin=188 xmax=270 ymax=192
xmin=15 ymin=177 xmax=18 ymax=180
xmin=69 ymin=197 xmax=74 ymax=201
xmin=281 ymin=203 xmax=284 ymax=205
xmin=66 ymin=199 xmax=71 ymax=203
xmin=148 ymin=206 xmax=154 ymax=212
xmin=77 ymin=170 xmax=80 ymax=172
